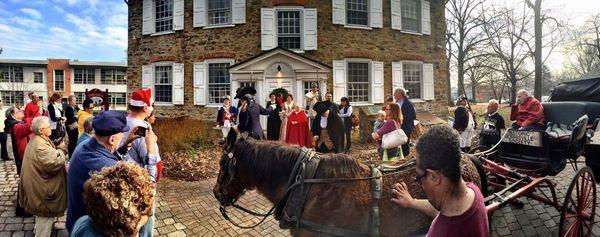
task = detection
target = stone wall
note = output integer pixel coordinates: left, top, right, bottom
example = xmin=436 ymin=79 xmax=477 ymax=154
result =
xmin=127 ymin=0 xmax=449 ymax=120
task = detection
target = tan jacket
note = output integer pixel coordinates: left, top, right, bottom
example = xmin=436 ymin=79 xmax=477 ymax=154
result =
xmin=19 ymin=135 xmax=67 ymax=217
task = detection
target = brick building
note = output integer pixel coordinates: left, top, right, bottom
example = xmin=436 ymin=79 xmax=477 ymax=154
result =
xmin=0 ymin=58 xmax=128 ymax=110
xmin=127 ymin=0 xmax=449 ymax=121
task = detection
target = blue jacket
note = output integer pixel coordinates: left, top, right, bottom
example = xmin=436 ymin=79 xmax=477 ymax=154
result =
xmin=399 ymin=98 xmax=416 ymax=135
xmin=66 ymin=138 xmax=119 ymax=233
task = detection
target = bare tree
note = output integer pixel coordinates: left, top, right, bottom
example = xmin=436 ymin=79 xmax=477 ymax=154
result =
xmin=446 ymin=0 xmax=489 ymax=98
xmin=483 ymin=4 xmax=535 ymax=105
xmin=564 ymin=14 xmax=600 ymax=77
xmin=463 ymin=54 xmax=490 ymax=103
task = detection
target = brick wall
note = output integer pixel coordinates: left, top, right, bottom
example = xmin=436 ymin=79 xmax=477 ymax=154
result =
xmin=46 ymin=59 xmax=71 ymax=99
xmin=127 ymin=0 xmax=449 ymax=120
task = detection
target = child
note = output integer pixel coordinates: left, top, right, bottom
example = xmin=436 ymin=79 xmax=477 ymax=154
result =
xmin=374 ymin=110 xmax=387 ymax=132
xmin=215 ymin=96 xmax=238 ymax=143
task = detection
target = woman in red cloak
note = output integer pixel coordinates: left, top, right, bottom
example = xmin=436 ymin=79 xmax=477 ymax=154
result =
xmin=285 ymin=104 xmax=312 ymax=148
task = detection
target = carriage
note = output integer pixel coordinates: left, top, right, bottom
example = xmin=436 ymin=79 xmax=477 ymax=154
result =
xmin=472 ymin=76 xmax=600 ymax=236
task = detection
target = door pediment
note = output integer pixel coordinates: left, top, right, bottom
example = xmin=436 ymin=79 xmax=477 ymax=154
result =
xmin=229 ymin=48 xmax=331 ymax=73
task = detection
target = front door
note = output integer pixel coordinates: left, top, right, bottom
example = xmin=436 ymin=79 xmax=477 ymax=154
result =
xmin=261 ymin=78 xmax=295 ymax=132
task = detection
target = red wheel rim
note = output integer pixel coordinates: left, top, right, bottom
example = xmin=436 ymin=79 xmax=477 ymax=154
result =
xmin=561 ymin=168 xmax=596 ymax=237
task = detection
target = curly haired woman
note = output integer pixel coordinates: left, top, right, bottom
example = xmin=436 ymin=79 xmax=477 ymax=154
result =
xmin=70 ymin=162 xmax=155 ymax=237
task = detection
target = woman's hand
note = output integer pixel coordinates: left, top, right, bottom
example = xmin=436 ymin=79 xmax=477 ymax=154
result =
xmin=371 ymin=132 xmax=380 ymax=140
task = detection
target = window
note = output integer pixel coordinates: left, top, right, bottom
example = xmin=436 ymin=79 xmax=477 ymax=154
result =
xmin=1 ymin=91 xmax=24 ymax=105
xmin=346 ymin=0 xmax=368 ymax=26
xmin=155 ymin=0 xmax=174 ymax=33
xmin=101 ymin=69 xmax=126 ymax=85
xmin=109 ymin=93 xmax=127 ymax=107
xmin=239 ymin=81 xmax=256 ymax=89
xmin=74 ymin=92 xmax=85 ymax=103
xmin=277 ymin=10 xmax=302 ymax=50
xmin=54 ymin=70 xmax=65 ymax=92
xmin=154 ymin=66 xmax=173 ymax=103
xmin=208 ymin=0 xmax=231 ymax=26
xmin=403 ymin=62 xmax=422 ymax=99
xmin=33 ymin=72 xmax=43 ymax=83
xmin=74 ymin=68 xmax=95 ymax=84
xmin=0 ymin=65 xmax=24 ymax=83
xmin=208 ymin=63 xmax=231 ymax=104
xmin=347 ymin=62 xmax=369 ymax=103
xmin=303 ymin=81 xmax=318 ymax=95
xmin=401 ymin=0 xmax=421 ymax=32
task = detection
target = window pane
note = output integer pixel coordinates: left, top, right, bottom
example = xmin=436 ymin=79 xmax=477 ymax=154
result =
xmin=401 ymin=0 xmax=421 ymax=32
xmin=1 ymin=91 xmax=24 ymax=106
xmin=155 ymin=66 xmax=173 ymax=103
xmin=55 ymin=70 xmax=65 ymax=92
xmin=33 ymin=72 xmax=43 ymax=83
xmin=403 ymin=62 xmax=422 ymax=99
xmin=208 ymin=63 xmax=231 ymax=104
xmin=0 ymin=65 xmax=24 ymax=83
xmin=346 ymin=0 xmax=368 ymax=26
xmin=155 ymin=0 xmax=174 ymax=32
xmin=208 ymin=0 xmax=231 ymax=25
xmin=277 ymin=10 xmax=301 ymax=50
xmin=347 ymin=62 xmax=369 ymax=103
xmin=109 ymin=92 xmax=127 ymax=106
xmin=74 ymin=92 xmax=85 ymax=103
xmin=75 ymin=68 xmax=95 ymax=84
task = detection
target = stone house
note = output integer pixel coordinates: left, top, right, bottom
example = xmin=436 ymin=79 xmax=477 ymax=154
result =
xmin=127 ymin=0 xmax=448 ymax=122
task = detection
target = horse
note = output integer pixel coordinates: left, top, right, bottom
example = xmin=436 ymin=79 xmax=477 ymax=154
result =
xmin=213 ymin=130 xmax=484 ymax=236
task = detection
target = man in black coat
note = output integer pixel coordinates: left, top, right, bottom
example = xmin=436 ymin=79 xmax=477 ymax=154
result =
xmin=311 ymin=101 xmax=344 ymax=153
xmin=235 ymin=87 xmax=275 ymax=140
xmin=63 ymin=95 xmax=80 ymax=158
xmin=394 ymin=88 xmax=416 ymax=156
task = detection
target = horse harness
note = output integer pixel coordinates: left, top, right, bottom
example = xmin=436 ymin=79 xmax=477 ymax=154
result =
xmin=219 ymin=147 xmax=383 ymax=237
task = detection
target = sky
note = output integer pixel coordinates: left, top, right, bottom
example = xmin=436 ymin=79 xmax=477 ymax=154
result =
xmin=0 ymin=0 xmax=127 ymax=62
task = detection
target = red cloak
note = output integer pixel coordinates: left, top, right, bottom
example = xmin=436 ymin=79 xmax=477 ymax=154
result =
xmin=286 ymin=110 xmax=312 ymax=148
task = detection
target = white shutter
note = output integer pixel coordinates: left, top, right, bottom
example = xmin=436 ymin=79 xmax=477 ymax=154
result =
xmin=392 ymin=62 xmax=403 ymax=94
xmin=232 ymin=0 xmax=246 ymax=24
xmin=423 ymin=63 xmax=434 ymax=100
xmin=391 ymin=0 xmax=402 ymax=30
xmin=421 ymin=0 xmax=431 ymax=35
xmin=303 ymin=9 xmax=317 ymax=51
xmin=332 ymin=60 xmax=347 ymax=103
xmin=261 ymin=8 xmax=276 ymax=51
xmin=370 ymin=0 xmax=383 ymax=28
xmin=193 ymin=0 xmax=206 ymax=27
xmin=173 ymin=0 xmax=185 ymax=31
xmin=332 ymin=0 xmax=345 ymax=25
xmin=172 ymin=63 xmax=185 ymax=105
xmin=193 ymin=62 xmax=206 ymax=105
xmin=142 ymin=0 xmax=155 ymax=35
xmin=371 ymin=61 xmax=384 ymax=103
xmin=142 ymin=65 xmax=154 ymax=89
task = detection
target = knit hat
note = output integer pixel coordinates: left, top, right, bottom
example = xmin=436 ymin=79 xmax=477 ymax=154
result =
xmin=130 ymin=89 xmax=153 ymax=107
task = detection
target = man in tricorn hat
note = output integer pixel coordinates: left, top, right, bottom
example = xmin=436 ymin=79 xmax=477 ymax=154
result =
xmin=311 ymin=100 xmax=344 ymax=153
xmin=235 ymin=86 xmax=276 ymax=139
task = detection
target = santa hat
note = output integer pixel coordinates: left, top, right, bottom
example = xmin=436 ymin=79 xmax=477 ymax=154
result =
xmin=130 ymin=89 xmax=153 ymax=107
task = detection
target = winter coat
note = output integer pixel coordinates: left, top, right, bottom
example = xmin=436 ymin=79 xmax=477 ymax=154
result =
xmin=77 ymin=110 xmax=92 ymax=137
xmin=237 ymin=98 xmax=273 ymax=140
xmin=510 ymin=96 xmax=545 ymax=127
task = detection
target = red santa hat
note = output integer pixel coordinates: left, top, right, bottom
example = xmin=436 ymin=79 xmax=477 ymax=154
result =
xmin=130 ymin=89 xmax=153 ymax=107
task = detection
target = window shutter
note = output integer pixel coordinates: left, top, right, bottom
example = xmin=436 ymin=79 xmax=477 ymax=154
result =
xmin=193 ymin=62 xmax=206 ymax=105
xmin=391 ymin=0 xmax=402 ymax=30
xmin=392 ymin=62 xmax=403 ymax=94
xmin=173 ymin=0 xmax=185 ymax=30
xmin=332 ymin=60 xmax=346 ymax=103
xmin=172 ymin=63 xmax=185 ymax=105
xmin=421 ymin=0 xmax=431 ymax=35
xmin=261 ymin=8 xmax=276 ymax=51
xmin=332 ymin=0 xmax=345 ymax=25
xmin=303 ymin=9 xmax=317 ymax=51
xmin=371 ymin=61 xmax=384 ymax=103
xmin=232 ymin=0 xmax=246 ymax=24
xmin=142 ymin=0 xmax=155 ymax=35
xmin=370 ymin=0 xmax=383 ymax=28
xmin=193 ymin=0 xmax=206 ymax=27
xmin=142 ymin=65 xmax=154 ymax=89
xmin=423 ymin=63 xmax=434 ymax=100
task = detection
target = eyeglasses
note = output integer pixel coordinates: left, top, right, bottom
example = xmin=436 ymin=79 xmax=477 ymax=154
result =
xmin=413 ymin=170 xmax=428 ymax=185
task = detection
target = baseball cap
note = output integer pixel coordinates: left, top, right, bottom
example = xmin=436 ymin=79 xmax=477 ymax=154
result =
xmin=92 ymin=110 xmax=130 ymax=136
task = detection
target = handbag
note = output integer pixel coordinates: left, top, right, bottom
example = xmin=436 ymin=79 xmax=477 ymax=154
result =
xmin=382 ymin=121 xmax=408 ymax=149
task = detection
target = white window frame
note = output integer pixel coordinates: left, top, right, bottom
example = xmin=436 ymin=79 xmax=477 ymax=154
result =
xmin=400 ymin=0 xmax=421 ymax=34
xmin=204 ymin=58 xmax=235 ymax=107
xmin=74 ymin=68 xmax=95 ymax=84
xmin=54 ymin=70 xmax=65 ymax=92
xmin=153 ymin=62 xmax=174 ymax=105
xmin=275 ymin=7 xmax=304 ymax=52
xmin=345 ymin=59 xmax=372 ymax=105
xmin=108 ymin=92 xmax=128 ymax=108
xmin=74 ymin=92 xmax=86 ymax=104
xmin=402 ymin=60 xmax=424 ymax=101
xmin=33 ymin=72 xmax=44 ymax=84
xmin=0 ymin=65 xmax=24 ymax=83
xmin=100 ymin=69 xmax=127 ymax=85
xmin=346 ymin=0 xmax=370 ymax=28
xmin=206 ymin=0 xmax=233 ymax=27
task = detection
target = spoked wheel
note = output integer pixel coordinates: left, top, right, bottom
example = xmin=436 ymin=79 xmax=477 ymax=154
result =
xmin=559 ymin=167 xmax=597 ymax=237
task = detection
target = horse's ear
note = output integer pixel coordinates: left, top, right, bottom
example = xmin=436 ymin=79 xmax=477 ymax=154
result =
xmin=226 ymin=128 xmax=237 ymax=148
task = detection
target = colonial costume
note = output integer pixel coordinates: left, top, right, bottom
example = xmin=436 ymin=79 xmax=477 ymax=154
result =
xmin=215 ymin=96 xmax=238 ymax=141
xmin=454 ymin=96 xmax=476 ymax=152
xmin=279 ymin=100 xmax=294 ymax=142
xmin=311 ymin=101 xmax=344 ymax=153
xmin=304 ymin=83 xmax=321 ymax=125
xmin=266 ymin=95 xmax=282 ymax=140
xmin=285 ymin=109 xmax=312 ymax=147
xmin=236 ymin=87 xmax=275 ymax=140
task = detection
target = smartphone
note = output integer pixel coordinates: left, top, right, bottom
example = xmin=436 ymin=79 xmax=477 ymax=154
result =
xmin=135 ymin=126 xmax=147 ymax=137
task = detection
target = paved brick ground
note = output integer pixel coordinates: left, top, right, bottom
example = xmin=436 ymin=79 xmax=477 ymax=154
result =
xmin=1 ymin=159 xmax=599 ymax=236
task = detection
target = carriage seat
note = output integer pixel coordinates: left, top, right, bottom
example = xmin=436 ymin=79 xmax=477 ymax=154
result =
xmin=542 ymin=102 xmax=587 ymax=140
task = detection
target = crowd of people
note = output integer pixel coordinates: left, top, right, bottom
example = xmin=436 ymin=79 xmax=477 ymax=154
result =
xmin=1 ymin=89 xmax=162 ymax=236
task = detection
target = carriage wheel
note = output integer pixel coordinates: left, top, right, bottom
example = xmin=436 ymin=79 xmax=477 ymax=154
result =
xmin=559 ymin=167 xmax=597 ymax=237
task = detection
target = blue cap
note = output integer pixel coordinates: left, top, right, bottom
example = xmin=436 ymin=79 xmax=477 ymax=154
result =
xmin=92 ymin=110 xmax=130 ymax=136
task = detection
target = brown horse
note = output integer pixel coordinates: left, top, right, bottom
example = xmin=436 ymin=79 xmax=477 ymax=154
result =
xmin=213 ymin=131 xmax=483 ymax=236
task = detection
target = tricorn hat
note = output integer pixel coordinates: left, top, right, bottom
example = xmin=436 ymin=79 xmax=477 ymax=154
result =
xmin=234 ymin=86 xmax=257 ymax=99
xmin=313 ymin=100 xmax=333 ymax=115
